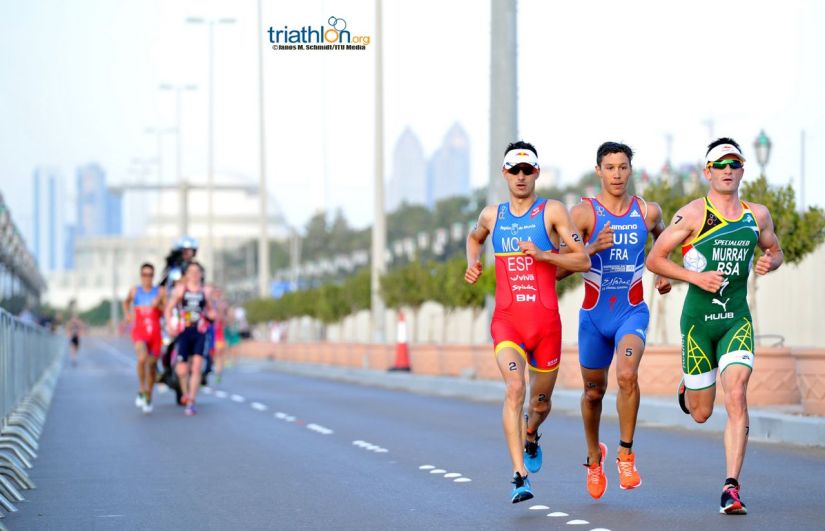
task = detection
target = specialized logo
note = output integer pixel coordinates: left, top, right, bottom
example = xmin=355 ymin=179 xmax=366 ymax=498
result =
xmin=530 ymin=202 xmax=546 ymax=219
xmin=268 ymin=15 xmax=372 ymax=51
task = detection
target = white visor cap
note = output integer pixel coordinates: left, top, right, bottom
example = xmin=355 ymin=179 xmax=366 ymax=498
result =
xmin=705 ymin=143 xmax=746 ymax=163
xmin=502 ymin=148 xmax=539 ymax=170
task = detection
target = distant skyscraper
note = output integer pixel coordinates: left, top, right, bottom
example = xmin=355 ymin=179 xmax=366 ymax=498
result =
xmin=76 ymin=163 xmax=122 ymax=237
xmin=387 ymin=128 xmax=427 ymax=211
xmin=427 ymin=122 xmax=470 ymax=208
xmin=32 ymin=167 xmax=65 ymax=273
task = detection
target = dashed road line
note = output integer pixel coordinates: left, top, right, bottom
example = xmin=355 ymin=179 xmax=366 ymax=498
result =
xmin=251 ymin=402 xmax=268 ymax=411
xmin=529 ymin=505 xmax=550 ymax=510
xmin=214 ymin=390 xmax=228 ymax=399
xmin=547 ymin=512 xmax=569 ymax=517
xmin=566 ymin=520 xmax=589 ymax=525
xmin=230 ymin=394 xmax=246 ymax=403
xmin=352 ymin=440 xmax=388 ymax=453
xmin=306 ymin=423 xmax=334 ymax=435
xmin=418 ymin=464 xmax=472 ymax=483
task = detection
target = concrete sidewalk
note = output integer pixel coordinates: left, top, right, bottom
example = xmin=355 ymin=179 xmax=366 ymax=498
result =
xmin=248 ymin=358 xmax=825 ymax=447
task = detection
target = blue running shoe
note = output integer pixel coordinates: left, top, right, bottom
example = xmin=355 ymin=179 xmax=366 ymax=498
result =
xmin=524 ymin=433 xmax=542 ymax=474
xmin=510 ymin=472 xmax=534 ymax=504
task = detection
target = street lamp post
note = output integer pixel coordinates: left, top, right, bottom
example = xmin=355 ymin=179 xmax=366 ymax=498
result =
xmin=159 ymin=83 xmax=198 ymax=236
xmin=186 ymin=16 xmax=236 ymax=279
xmin=753 ymin=130 xmax=772 ymax=177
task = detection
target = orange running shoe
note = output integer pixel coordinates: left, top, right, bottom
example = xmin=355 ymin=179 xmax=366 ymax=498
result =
xmin=584 ymin=442 xmax=607 ymax=499
xmin=617 ymin=451 xmax=641 ymax=490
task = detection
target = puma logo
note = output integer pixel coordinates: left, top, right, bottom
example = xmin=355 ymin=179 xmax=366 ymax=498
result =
xmin=712 ymin=297 xmax=730 ymax=313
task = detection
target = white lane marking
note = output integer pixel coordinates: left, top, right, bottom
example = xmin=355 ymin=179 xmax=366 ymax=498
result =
xmin=444 ymin=473 xmax=462 ymax=478
xmin=529 ymin=505 xmax=550 ymax=510
xmin=429 ymin=469 xmax=447 ymax=474
xmin=202 ymin=387 xmax=213 ymax=394
xmin=230 ymin=394 xmax=246 ymax=403
xmin=307 ymin=423 xmax=334 ymax=435
xmin=353 ymin=440 xmax=387 ymax=452
xmin=215 ymin=390 xmax=228 ymax=399
xmin=454 ymin=477 xmax=472 ymax=483
xmin=589 ymin=528 xmax=612 ymax=531
xmin=284 ymin=415 xmax=296 ymax=422
xmin=251 ymin=402 xmax=268 ymax=411
xmin=547 ymin=512 xmax=568 ymax=517
xmin=419 ymin=465 xmax=435 ymax=470
xmin=566 ymin=520 xmax=589 ymax=525
xmin=275 ymin=412 xmax=287 ymax=419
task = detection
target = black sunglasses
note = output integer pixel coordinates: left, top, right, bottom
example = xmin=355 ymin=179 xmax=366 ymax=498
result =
xmin=507 ymin=165 xmax=537 ymax=176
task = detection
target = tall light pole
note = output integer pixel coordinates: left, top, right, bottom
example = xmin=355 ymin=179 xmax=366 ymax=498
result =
xmin=144 ymin=126 xmax=176 ymax=242
xmin=257 ymin=0 xmax=270 ymax=297
xmin=371 ymin=0 xmax=386 ymax=343
xmin=753 ymin=129 xmax=772 ymax=178
xmin=186 ymin=16 xmax=236 ymax=279
xmin=488 ymin=0 xmax=518 ymax=208
xmin=159 ymin=83 xmax=197 ymax=236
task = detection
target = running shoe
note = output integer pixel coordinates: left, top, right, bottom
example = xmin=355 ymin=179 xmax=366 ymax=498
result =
xmin=678 ymin=379 xmax=690 ymax=415
xmin=616 ymin=451 xmax=641 ymax=490
xmin=524 ymin=433 xmax=542 ymax=474
xmin=185 ymin=403 xmax=197 ymax=416
xmin=135 ymin=392 xmax=145 ymax=408
xmin=720 ymin=484 xmax=747 ymax=515
xmin=142 ymin=401 xmax=153 ymax=415
xmin=584 ymin=442 xmax=608 ymax=499
xmin=510 ymin=472 xmax=534 ymax=504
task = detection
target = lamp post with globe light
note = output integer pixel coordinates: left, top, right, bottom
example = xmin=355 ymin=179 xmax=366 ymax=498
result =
xmin=754 ymin=130 xmax=772 ymax=178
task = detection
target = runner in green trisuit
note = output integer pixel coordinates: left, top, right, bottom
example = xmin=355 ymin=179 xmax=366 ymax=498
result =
xmin=647 ymin=137 xmax=783 ymax=515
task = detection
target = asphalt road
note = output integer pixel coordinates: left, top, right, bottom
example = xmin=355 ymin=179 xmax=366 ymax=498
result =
xmin=5 ymin=337 xmax=825 ymax=530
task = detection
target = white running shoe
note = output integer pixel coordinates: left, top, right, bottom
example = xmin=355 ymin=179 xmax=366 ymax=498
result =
xmin=135 ymin=393 xmax=145 ymax=408
xmin=142 ymin=402 xmax=153 ymax=414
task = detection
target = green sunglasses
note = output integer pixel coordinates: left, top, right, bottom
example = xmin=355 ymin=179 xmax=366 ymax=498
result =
xmin=707 ymin=160 xmax=744 ymax=170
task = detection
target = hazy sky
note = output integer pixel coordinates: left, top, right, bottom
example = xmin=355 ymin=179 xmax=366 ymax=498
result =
xmin=2 ymin=0 xmax=824 ymax=244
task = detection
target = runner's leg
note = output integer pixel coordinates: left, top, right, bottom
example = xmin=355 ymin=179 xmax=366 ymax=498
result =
xmin=615 ymin=334 xmax=645 ymax=454
xmin=189 ymin=354 xmax=204 ymax=402
xmin=135 ymin=341 xmax=148 ymax=394
xmin=581 ymin=366 xmax=608 ymax=465
xmin=496 ymin=346 xmax=528 ymax=476
xmin=720 ymin=364 xmax=751 ymax=480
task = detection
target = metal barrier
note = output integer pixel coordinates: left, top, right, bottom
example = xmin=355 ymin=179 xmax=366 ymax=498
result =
xmin=0 ymin=308 xmax=63 ymax=519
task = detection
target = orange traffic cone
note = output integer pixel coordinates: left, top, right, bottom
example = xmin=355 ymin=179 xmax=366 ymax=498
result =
xmin=390 ymin=311 xmax=411 ymax=371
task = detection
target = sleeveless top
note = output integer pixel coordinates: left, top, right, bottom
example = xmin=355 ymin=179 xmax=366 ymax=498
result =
xmin=492 ymin=198 xmax=559 ymax=314
xmin=682 ymin=197 xmax=758 ymax=320
xmin=581 ymin=196 xmax=648 ymax=316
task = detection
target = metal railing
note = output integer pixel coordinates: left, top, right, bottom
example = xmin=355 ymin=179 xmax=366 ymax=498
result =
xmin=0 ymin=309 xmax=63 ymax=422
xmin=0 ymin=307 xmax=63 ymax=518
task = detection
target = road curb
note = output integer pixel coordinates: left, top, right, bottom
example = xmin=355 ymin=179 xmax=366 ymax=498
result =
xmin=257 ymin=359 xmax=825 ymax=447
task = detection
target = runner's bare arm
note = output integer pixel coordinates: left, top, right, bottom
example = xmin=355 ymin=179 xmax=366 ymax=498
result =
xmin=122 ymin=287 xmax=135 ymax=322
xmin=646 ymin=202 xmax=672 ymax=294
xmin=522 ymin=200 xmax=589 ymax=272
xmin=556 ymin=202 xmax=596 ymax=279
xmin=465 ymin=205 xmax=495 ymax=284
xmin=164 ymin=286 xmax=183 ymax=322
xmin=751 ymin=203 xmax=783 ymax=275
xmin=646 ymin=200 xmax=723 ymax=293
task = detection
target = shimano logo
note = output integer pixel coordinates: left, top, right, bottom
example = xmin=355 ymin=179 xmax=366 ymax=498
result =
xmin=610 ymin=223 xmax=638 ymax=231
